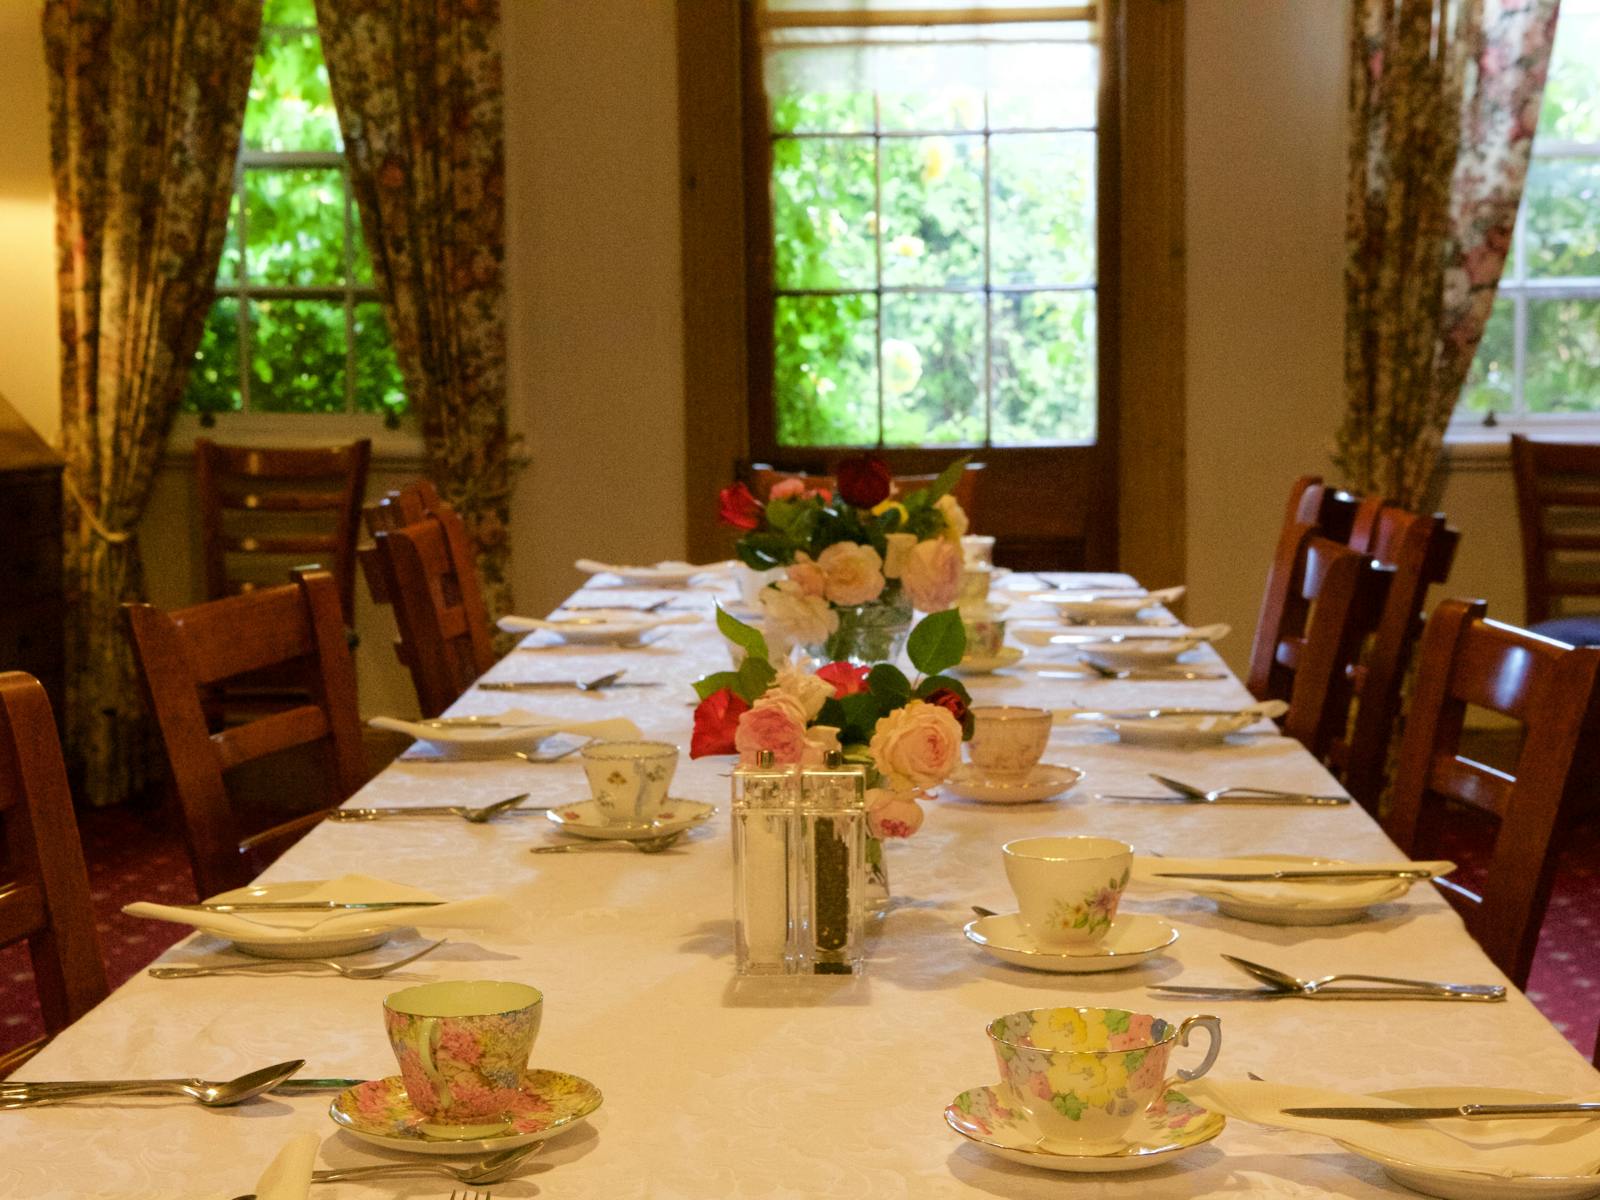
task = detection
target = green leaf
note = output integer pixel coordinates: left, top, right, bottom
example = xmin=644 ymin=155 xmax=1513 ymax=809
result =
xmin=915 ymin=674 xmax=970 ymax=703
xmin=735 ymin=656 xmax=776 ymax=702
xmin=908 ymin=456 xmax=972 ymax=509
xmin=716 ymin=604 xmax=769 ymax=663
xmin=866 ymin=663 xmax=911 ymax=708
xmin=735 ymin=532 xmax=794 ymax=571
xmin=692 ymin=671 xmax=743 ymax=702
xmin=907 ymin=609 xmax=966 ymax=676
xmin=839 ymin=691 xmax=883 ymax=742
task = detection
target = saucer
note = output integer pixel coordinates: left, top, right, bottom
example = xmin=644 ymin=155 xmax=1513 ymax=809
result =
xmin=1154 ymin=854 xmax=1416 ymax=925
xmin=964 ymin=912 xmax=1177 ymax=973
xmin=1336 ymin=1088 xmax=1600 ymax=1200
xmin=942 ymin=763 xmax=1083 ymax=804
xmin=951 ymin=645 xmax=1024 ymax=675
xmin=944 ymin=1082 xmax=1223 ymax=1173
xmin=329 ymin=1068 xmax=602 ymax=1155
xmin=202 ymin=880 xmax=393 ymax=959
xmin=545 ymin=797 xmax=716 ymax=840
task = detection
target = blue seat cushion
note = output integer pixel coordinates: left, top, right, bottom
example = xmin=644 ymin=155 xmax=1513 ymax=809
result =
xmin=1532 ymin=616 xmax=1600 ymax=647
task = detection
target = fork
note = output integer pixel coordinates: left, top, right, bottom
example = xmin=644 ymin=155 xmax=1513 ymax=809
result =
xmin=1147 ymin=773 xmax=1349 ymax=805
xmin=328 ymin=794 xmax=533 ymax=823
xmin=530 ymin=832 xmax=683 ymax=854
xmin=227 ymin=1143 xmax=537 ymax=1197
xmin=147 ymin=939 xmax=446 ymax=981
xmin=1221 ymin=953 xmax=1504 ymax=997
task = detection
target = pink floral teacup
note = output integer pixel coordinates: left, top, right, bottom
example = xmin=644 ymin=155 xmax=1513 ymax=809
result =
xmin=1003 ymin=835 xmax=1132 ymax=947
xmin=384 ymin=980 xmax=543 ymax=1127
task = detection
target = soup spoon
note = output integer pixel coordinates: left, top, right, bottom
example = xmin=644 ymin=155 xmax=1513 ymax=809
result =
xmin=0 ymin=1059 xmax=304 ymax=1109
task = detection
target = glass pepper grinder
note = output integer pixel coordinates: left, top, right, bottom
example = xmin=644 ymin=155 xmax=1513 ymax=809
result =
xmin=731 ymin=749 xmax=801 ymax=975
xmin=797 ymin=749 xmax=868 ymax=975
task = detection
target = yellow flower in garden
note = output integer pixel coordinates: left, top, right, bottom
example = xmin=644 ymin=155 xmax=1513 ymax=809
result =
xmin=887 ymin=234 xmax=925 ymax=259
xmin=922 ymin=136 xmax=953 ymax=184
xmin=882 ymin=338 xmax=923 ymax=397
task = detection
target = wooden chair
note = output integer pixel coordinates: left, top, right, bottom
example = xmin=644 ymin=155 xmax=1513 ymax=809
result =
xmin=1283 ymin=475 xmax=1382 ymax=551
xmin=1510 ymin=434 xmax=1600 ymax=644
xmin=743 ymin=460 xmax=984 ymax=525
xmin=1385 ymin=599 xmax=1600 ymax=988
xmin=1249 ymin=525 xmax=1393 ymax=762
xmin=195 ymin=439 xmax=372 ymax=623
xmin=124 ymin=570 xmax=364 ymax=898
xmin=0 ymin=672 xmax=107 ymax=1076
xmin=357 ymin=479 xmax=445 ymax=607
xmin=370 ymin=509 xmax=496 ymax=718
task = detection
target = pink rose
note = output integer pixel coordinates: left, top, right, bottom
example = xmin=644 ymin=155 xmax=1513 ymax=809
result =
xmin=769 ymin=477 xmax=807 ymax=501
xmin=817 ymin=541 xmax=886 ymax=606
xmin=786 ymin=553 xmax=827 ymax=598
xmin=734 ymin=693 xmax=810 ymax=765
xmin=869 ymin=700 xmax=963 ymax=789
xmin=867 ymin=786 xmax=925 ymax=838
xmin=899 ymin=537 xmax=962 ymax=612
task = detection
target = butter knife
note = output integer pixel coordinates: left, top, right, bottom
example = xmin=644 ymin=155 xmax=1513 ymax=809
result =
xmin=327 ymin=805 xmax=551 ymax=820
xmin=1099 ymin=793 xmax=1348 ymax=806
xmin=1149 ymin=985 xmax=1504 ymax=1002
xmin=178 ymin=900 xmax=448 ymax=913
xmin=1152 ymin=868 xmax=1439 ymax=882
xmin=1281 ymin=1102 xmax=1600 ymax=1121
xmin=478 ymin=680 xmax=660 ymax=690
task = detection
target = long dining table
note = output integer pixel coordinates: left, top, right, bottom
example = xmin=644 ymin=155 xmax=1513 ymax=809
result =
xmin=4 ymin=570 xmax=1598 ymax=1199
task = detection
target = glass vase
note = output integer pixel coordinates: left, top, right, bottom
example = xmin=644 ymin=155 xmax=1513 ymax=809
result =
xmin=865 ymin=834 xmax=891 ymax=916
xmin=812 ymin=598 xmax=914 ymax=666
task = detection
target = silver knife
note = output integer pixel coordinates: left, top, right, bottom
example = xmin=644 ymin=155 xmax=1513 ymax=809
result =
xmin=178 ymin=900 xmax=448 ymax=913
xmin=273 ymin=1077 xmax=365 ymax=1094
xmin=1037 ymin=669 xmax=1228 ymax=681
xmin=1063 ymin=708 xmax=1258 ymax=721
xmin=1281 ymin=1102 xmax=1600 ymax=1121
xmin=326 ymin=805 xmax=551 ymax=820
xmin=478 ymin=680 xmax=660 ymax=690
xmin=1152 ymin=868 xmax=1439 ymax=881
xmin=1149 ymin=986 xmax=1504 ymax=1002
xmin=1099 ymin=794 xmax=1348 ymax=806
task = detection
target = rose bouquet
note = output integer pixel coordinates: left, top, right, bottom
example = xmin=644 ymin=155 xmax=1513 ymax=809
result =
xmin=690 ymin=605 xmax=973 ymax=842
xmin=718 ymin=454 xmax=971 ymax=663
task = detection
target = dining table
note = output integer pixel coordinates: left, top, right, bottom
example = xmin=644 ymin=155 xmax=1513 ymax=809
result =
xmin=3 ymin=570 xmax=1597 ymax=1199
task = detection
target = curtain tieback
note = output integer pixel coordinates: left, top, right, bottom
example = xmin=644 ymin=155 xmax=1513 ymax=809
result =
xmin=63 ymin=472 xmax=133 ymax=545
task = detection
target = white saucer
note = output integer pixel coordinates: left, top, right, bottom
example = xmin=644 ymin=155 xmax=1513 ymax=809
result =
xmin=941 ymin=763 xmax=1083 ymax=804
xmin=945 ymin=1082 xmax=1223 ymax=1172
xmin=950 ymin=645 xmax=1024 ymax=675
xmin=204 ymin=881 xmax=393 ymax=959
xmin=1335 ymin=1088 xmax=1600 ymax=1200
xmin=964 ymin=912 xmax=1177 ymax=973
xmin=1164 ymin=854 xmax=1416 ymax=925
xmin=544 ymin=797 xmax=716 ymax=840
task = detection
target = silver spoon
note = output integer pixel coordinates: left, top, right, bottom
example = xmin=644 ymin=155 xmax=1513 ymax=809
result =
xmin=530 ymin=832 xmax=684 ymax=854
xmin=147 ymin=939 xmax=447 ymax=981
xmin=1148 ymin=773 xmax=1349 ymax=804
xmin=227 ymin=1143 xmax=544 ymax=1197
xmin=1221 ymin=953 xmax=1504 ymax=997
xmin=327 ymin=793 xmax=532 ymax=823
xmin=0 ymin=1059 xmax=304 ymax=1109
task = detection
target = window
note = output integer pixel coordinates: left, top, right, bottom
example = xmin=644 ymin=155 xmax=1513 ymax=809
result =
xmin=1460 ymin=0 xmax=1600 ymax=426
xmin=184 ymin=0 xmax=406 ymax=426
xmin=757 ymin=4 xmax=1098 ymax=449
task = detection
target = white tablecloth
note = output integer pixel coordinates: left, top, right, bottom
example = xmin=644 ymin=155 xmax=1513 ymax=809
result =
xmin=3 ymin=573 xmax=1596 ymax=1199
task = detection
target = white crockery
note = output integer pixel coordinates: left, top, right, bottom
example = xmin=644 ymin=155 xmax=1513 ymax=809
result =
xmin=964 ymin=912 xmax=1177 ymax=973
xmin=580 ymin=740 xmax=679 ymax=823
xmin=966 ymin=705 xmax=1052 ymax=781
xmin=545 ymin=797 xmax=716 ymax=840
xmin=951 ymin=644 xmax=1024 ymax=675
xmin=942 ymin=763 xmax=1083 ymax=804
xmin=1002 ymin=835 xmax=1133 ymax=948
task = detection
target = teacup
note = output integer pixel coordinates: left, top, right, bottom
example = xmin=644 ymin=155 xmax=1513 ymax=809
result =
xmin=987 ymin=1006 xmax=1222 ymax=1150
xmin=1003 ymin=835 xmax=1132 ymax=946
xmin=958 ymin=566 xmax=993 ymax=607
xmin=966 ymin=706 xmax=1051 ymax=780
xmin=962 ymin=535 xmax=996 ymax=567
xmin=961 ymin=606 xmax=1006 ymax=657
xmin=581 ymin=740 xmax=679 ymax=823
xmin=384 ymin=980 xmax=543 ymax=1126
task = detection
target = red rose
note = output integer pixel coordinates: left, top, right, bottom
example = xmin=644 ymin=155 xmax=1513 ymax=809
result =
xmin=835 ymin=454 xmax=893 ymax=508
xmin=690 ymin=687 xmax=750 ymax=758
xmin=922 ymin=687 xmax=969 ymax=727
xmin=718 ymin=482 xmax=763 ymax=530
xmin=816 ymin=661 xmax=871 ymax=698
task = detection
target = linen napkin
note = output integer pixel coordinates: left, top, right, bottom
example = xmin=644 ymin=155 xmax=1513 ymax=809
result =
xmin=574 ymin=558 xmax=733 ymax=578
xmin=1016 ymin=622 xmax=1229 ymax=648
xmin=1183 ymin=1078 xmax=1600 ymax=1179
xmin=368 ymin=707 xmax=641 ymax=760
xmin=1131 ymin=855 xmax=1455 ymax=908
xmin=497 ymin=612 xmax=700 ymax=638
xmin=253 ymin=1129 xmax=320 ymax=1200
xmin=1048 ymin=584 xmax=1187 ymax=606
xmin=124 ymin=873 xmax=529 ymax=945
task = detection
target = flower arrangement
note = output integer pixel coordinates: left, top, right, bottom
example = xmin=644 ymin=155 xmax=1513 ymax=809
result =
xmin=718 ymin=454 xmax=970 ymax=659
xmin=690 ymin=605 xmax=973 ymax=840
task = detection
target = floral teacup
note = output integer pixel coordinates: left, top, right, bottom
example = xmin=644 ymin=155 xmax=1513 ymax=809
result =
xmin=1003 ymin=835 xmax=1131 ymax=946
xmin=960 ymin=606 xmax=1006 ymax=657
xmin=580 ymin=740 xmax=678 ymax=823
xmin=384 ymin=980 xmax=543 ymax=1127
xmin=967 ymin=706 xmax=1051 ymax=781
xmin=987 ymin=1006 xmax=1222 ymax=1150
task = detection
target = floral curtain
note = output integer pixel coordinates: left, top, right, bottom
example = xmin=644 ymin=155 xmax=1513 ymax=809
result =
xmin=1338 ymin=0 xmax=1560 ymax=506
xmin=313 ymin=0 xmax=518 ymax=618
xmin=44 ymin=0 xmax=262 ymax=806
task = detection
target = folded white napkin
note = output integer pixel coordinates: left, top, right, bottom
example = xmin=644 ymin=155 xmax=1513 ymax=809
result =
xmin=254 ymin=1130 xmax=320 ymax=1200
xmin=1184 ymin=1078 xmax=1600 ymax=1179
xmin=1015 ymin=622 xmax=1228 ymax=648
xmin=1055 ymin=699 xmax=1286 ymax=733
xmin=497 ymin=612 xmax=700 ymax=637
xmin=1047 ymin=584 xmax=1186 ymax=606
xmin=369 ymin=708 xmax=641 ymax=760
xmin=125 ymin=873 xmax=528 ymax=945
xmin=574 ymin=558 xmax=733 ymax=577
xmin=1131 ymin=855 xmax=1454 ymax=907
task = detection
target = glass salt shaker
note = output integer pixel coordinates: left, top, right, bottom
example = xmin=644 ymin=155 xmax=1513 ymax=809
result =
xmin=731 ymin=749 xmax=800 ymax=975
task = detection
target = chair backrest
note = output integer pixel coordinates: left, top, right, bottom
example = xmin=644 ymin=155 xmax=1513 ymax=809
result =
xmin=373 ymin=509 xmax=496 ymax=718
xmin=1284 ymin=475 xmax=1383 ymax=550
xmin=1384 ymin=599 xmax=1600 ymax=987
xmin=124 ymin=570 xmax=364 ymax=897
xmin=195 ymin=439 xmax=372 ymax=623
xmin=744 ymin=461 xmax=984 ymax=524
xmin=1510 ymin=435 xmax=1600 ymax=625
xmin=358 ymin=479 xmax=445 ymax=607
xmin=0 ymin=672 xmax=107 ymax=1076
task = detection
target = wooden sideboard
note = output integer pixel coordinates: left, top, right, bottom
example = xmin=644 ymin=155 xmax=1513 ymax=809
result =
xmin=0 ymin=393 xmax=65 ymax=719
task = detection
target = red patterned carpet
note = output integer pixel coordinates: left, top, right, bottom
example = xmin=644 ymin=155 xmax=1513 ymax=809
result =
xmin=1 ymin=803 xmax=1596 ymax=1064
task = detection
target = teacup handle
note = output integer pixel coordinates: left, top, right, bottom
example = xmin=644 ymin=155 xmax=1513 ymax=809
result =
xmin=411 ymin=1016 xmax=447 ymax=1092
xmin=1168 ymin=1013 xmax=1222 ymax=1084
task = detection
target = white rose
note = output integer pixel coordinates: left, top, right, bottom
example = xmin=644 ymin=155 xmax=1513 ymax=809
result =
xmin=817 ymin=541 xmax=886 ymax=607
xmin=899 ymin=537 xmax=963 ymax=613
xmin=935 ymin=494 xmax=969 ymax=540
xmin=868 ymin=700 xmax=963 ymax=790
xmin=768 ymin=657 xmax=834 ymax=722
xmin=759 ymin=580 xmax=840 ymax=654
xmin=882 ymin=532 xmax=917 ymax=579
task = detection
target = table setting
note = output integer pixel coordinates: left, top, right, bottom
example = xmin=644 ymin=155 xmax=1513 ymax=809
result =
xmin=4 ymin=538 xmax=1598 ymax=1196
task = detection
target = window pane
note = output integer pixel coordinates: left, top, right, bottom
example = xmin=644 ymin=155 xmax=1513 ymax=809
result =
xmin=1538 ymin=6 xmax=1600 ymax=142
xmin=243 ymin=29 xmax=340 ymax=153
xmin=771 ymin=137 xmax=877 ymax=289
xmin=774 ymin=294 xmax=878 ymax=446
xmin=989 ymin=43 xmax=1098 ymax=129
xmin=880 ymin=136 xmax=984 ymax=286
xmin=250 ymin=300 xmax=347 ymax=413
xmin=351 ymin=202 xmax=374 ymax=284
xmin=263 ymin=0 xmax=317 ymax=24
xmin=353 ymin=303 xmax=408 ymax=418
xmin=1460 ymin=298 xmax=1514 ymax=416
xmin=1526 ymin=298 xmax=1600 ymax=413
xmin=1523 ymin=158 xmax=1600 ymax=279
xmin=990 ymin=132 xmax=1095 ymax=286
xmin=881 ymin=293 xmax=983 ymax=445
xmin=991 ymin=291 xmax=1095 ymax=445
xmin=184 ymin=299 xmax=244 ymax=416
xmin=879 ymin=86 xmax=984 ymax=133
xmin=244 ymin=167 xmax=346 ymax=286
xmin=768 ymin=88 xmax=874 ymax=135
xmin=218 ymin=191 xmax=242 ymax=284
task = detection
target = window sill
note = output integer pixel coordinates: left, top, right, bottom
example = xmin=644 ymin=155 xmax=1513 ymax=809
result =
xmin=1444 ymin=417 xmax=1600 ymax=473
xmin=162 ymin=412 xmax=426 ymax=469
